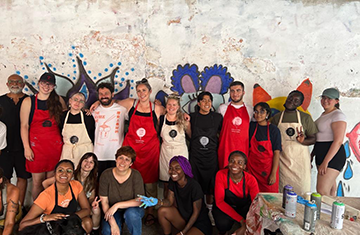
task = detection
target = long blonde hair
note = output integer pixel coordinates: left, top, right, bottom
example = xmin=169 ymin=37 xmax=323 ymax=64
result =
xmin=166 ymin=96 xmax=186 ymax=130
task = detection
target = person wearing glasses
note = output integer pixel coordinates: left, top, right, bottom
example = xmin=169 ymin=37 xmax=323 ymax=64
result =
xmin=19 ymin=159 xmax=92 ymax=234
xmin=0 ymin=74 xmax=32 ymax=211
xmin=20 ymin=72 xmax=67 ymax=200
xmin=59 ymin=92 xmax=95 ymax=167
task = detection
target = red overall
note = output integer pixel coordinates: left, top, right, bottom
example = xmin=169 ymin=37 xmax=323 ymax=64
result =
xmin=122 ymin=101 xmax=159 ymax=184
xmin=27 ymin=94 xmax=63 ymax=173
xmin=247 ymin=122 xmax=279 ymax=192
xmin=218 ymin=104 xmax=249 ymax=169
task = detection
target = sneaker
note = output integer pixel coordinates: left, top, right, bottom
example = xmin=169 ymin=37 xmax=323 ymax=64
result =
xmin=208 ymin=210 xmax=215 ymax=226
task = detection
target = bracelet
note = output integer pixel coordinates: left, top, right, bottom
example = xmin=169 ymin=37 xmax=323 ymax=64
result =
xmin=40 ymin=214 xmax=46 ymax=223
xmin=180 ymin=231 xmax=184 ymax=235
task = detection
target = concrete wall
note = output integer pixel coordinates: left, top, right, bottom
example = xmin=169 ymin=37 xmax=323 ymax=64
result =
xmin=1 ymin=0 xmax=360 ymax=196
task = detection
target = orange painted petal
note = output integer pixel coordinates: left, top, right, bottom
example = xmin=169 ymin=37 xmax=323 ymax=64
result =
xmin=253 ymin=83 xmax=272 ymax=106
xmin=297 ymin=78 xmax=312 ymax=111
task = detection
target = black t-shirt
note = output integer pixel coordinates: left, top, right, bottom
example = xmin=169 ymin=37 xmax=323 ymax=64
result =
xmin=29 ymin=95 xmax=48 ymax=124
xmin=0 ymin=94 xmax=27 ymax=151
xmin=190 ymin=111 xmax=223 ymax=134
xmin=249 ymin=121 xmax=282 ymax=151
xmin=128 ymin=106 xmax=158 ymax=129
xmin=59 ymin=111 xmax=96 ymax=143
xmin=168 ymin=176 xmax=207 ymax=222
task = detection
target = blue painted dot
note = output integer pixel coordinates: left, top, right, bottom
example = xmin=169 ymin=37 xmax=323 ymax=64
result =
xmin=16 ymin=71 xmax=20 ymax=75
xmin=62 ymin=73 xmax=64 ymax=75
xmin=115 ymin=89 xmax=118 ymax=92
xmin=74 ymin=71 xmax=77 ymax=74
xmin=69 ymin=53 xmax=73 ymax=57
xmin=121 ymin=78 xmax=125 ymax=81
xmin=125 ymin=72 xmax=129 ymax=76
xmin=73 ymin=77 xmax=76 ymax=80
xmin=109 ymin=63 xmax=114 ymax=67
xmin=117 ymin=70 xmax=120 ymax=73
xmin=40 ymin=62 xmax=44 ymax=65
xmin=83 ymin=61 xmax=87 ymax=66
xmin=130 ymin=94 xmax=133 ymax=97
xmin=72 ymin=59 xmax=75 ymax=62
xmin=98 ymin=73 xmax=102 ymax=76
xmin=24 ymin=75 xmax=28 ymax=79
xmin=25 ymin=88 xmax=28 ymax=91
xmin=120 ymin=83 xmax=123 ymax=87
xmin=130 ymin=80 xmax=134 ymax=83
xmin=73 ymin=64 xmax=76 ymax=68
xmin=115 ymin=75 xmax=118 ymax=78
xmin=53 ymin=68 xmax=56 ymax=71
xmin=88 ymin=71 xmax=92 ymax=74
xmin=71 ymin=46 xmax=76 ymax=49
xmin=48 ymin=64 xmax=52 ymax=67
xmin=105 ymin=68 xmax=109 ymax=72
xmin=79 ymin=53 xmax=84 ymax=58
xmin=39 ymin=56 xmax=44 ymax=60
xmin=117 ymin=62 xmax=122 ymax=66
xmin=115 ymin=81 xmax=118 ymax=85
xmin=94 ymin=77 xmax=97 ymax=80
xmin=131 ymin=87 xmax=134 ymax=89
xmin=31 ymin=81 xmax=35 ymax=85
xmin=42 ymin=67 xmax=45 ymax=70
xmin=67 ymin=74 xmax=70 ymax=77
xmin=131 ymin=68 xmax=135 ymax=71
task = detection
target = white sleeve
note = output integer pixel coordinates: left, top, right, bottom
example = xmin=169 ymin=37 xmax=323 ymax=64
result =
xmin=0 ymin=122 xmax=7 ymax=150
xmin=332 ymin=110 xmax=346 ymax=123
xmin=217 ymin=103 xmax=228 ymax=117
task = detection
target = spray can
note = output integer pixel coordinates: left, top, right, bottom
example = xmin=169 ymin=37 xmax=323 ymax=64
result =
xmin=331 ymin=201 xmax=345 ymax=229
xmin=282 ymin=184 xmax=293 ymax=208
xmin=285 ymin=191 xmax=297 ymax=218
xmin=311 ymin=192 xmax=322 ymax=220
xmin=303 ymin=200 xmax=317 ymax=232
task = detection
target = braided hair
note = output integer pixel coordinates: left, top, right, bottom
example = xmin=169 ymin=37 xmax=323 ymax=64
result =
xmin=169 ymin=155 xmax=193 ymax=178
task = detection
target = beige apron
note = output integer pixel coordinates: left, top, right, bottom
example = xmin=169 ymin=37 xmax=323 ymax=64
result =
xmin=277 ymin=110 xmax=311 ymax=195
xmin=61 ymin=111 xmax=93 ymax=167
xmin=159 ymin=115 xmax=188 ymax=181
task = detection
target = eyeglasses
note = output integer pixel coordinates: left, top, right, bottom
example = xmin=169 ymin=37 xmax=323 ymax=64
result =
xmin=56 ymin=168 xmax=73 ymax=174
xmin=254 ymin=110 xmax=266 ymax=114
xmin=8 ymin=80 xmax=24 ymax=85
xmin=72 ymin=98 xmax=85 ymax=104
xmin=40 ymin=81 xmax=55 ymax=88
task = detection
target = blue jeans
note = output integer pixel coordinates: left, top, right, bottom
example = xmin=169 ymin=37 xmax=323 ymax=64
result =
xmin=102 ymin=207 xmax=144 ymax=235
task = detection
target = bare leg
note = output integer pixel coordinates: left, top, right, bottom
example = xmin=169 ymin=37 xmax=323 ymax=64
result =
xmin=81 ymin=216 xmax=93 ymax=234
xmin=92 ymin=207 xmax=101 ymax=229
xmin=158 ymin=206 xmax=186 ymax=234
xmin=316 ymin=167 xmax=340 ymax=196
xmin=46 ymin=170 xmax=55 ymax=179
xmin=31 ymin=172 xmax=46 ymax=200
xmin=163 ymin=182 xmax=169 ymax=199
xmin=17 ymin=178 xmax=28 ymax=206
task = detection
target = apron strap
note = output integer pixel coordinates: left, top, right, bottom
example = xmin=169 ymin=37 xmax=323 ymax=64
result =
xmin=54 ymin=182 xmax=75 ymax=208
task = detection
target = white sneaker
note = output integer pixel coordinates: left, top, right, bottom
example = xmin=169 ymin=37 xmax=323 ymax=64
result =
xmin=208 ymin=210 xmax=215 ymax=226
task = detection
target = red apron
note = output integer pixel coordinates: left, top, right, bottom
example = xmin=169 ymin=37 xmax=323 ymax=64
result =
xmin=218 ymin=104 xmax=249 ymax=169
xmin=27 ymin=94 xmax=63 ymax=173
xmin=247 ymin=122 xmax=279 ymax=192
xmin=122 ymin=101 xmax=159 ymax=184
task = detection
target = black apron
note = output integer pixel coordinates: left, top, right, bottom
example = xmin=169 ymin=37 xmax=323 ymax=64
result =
xmin=190 ymin=112 xmax=219 ymax=193
xmin=51 ymin=183 xmax=78 ymax=214
xmin=215 ymin=171 xmax=252 ymax=219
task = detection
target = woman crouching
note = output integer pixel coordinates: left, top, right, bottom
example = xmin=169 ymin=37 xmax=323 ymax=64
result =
xmin=19 ymin=160 xmax=92 ymax=233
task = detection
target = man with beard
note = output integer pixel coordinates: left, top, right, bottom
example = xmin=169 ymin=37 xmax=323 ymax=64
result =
xmin=217 ymin=81 xmax=252 ymax=169
xmin=92 ymin=83 xmax=127 ymax=177
xmin=271 ymin=90 xmax=317 ymax=195
xmin=0 ymin=74 xmax=31 ymax=210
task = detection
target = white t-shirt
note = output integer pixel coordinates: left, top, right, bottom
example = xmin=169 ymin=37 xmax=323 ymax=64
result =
xmin=217 ymin=102 xmax=253 ymax=120
xmin=92 ymin=103 xmax=127 ymax=161
xmin=315 ymin=109 xmax=346 ymax=142
xmin=0 ymin=121 xmax=7 ymax=150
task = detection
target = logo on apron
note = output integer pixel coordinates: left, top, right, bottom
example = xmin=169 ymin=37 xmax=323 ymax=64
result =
xmin=169 ymin=129 xmax=177 ymax=139
xmin=136 ymin=128 xmax=146 ymax=144
xmin=200 ymin=136 xmax=209 ymax=150
xmin=42 ymin=120 xmax=52 ymax=127
xmin=232 ymin=117 xmax=242 ymax=126
xmin=257 ymin=145 xmax=266 ymax=152
xmin=286 ymin=127 xmax=295 ymax=137
xmin=70 ymin=136 xmax=79 ymax=144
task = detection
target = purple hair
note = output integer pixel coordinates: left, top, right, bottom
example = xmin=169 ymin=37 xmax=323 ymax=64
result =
xmin=169 ymin=156 xmax=193 ymax=178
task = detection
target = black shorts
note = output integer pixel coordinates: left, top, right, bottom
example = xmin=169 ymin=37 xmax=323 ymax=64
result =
xmin=0 ymin=150 xmax=32 ymax=179
xmin=314 ymin=142 xmax=346 ymax=171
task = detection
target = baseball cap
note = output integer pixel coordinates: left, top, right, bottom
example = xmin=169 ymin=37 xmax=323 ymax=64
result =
xmin=39 ymin=72 xmax=56 ymax=85
xmin=321 ymin=88 xmax=339 ymax=99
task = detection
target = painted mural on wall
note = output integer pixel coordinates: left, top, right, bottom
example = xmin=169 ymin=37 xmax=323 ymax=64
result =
xmin=252 ymin=80 xmax=359 ymax=196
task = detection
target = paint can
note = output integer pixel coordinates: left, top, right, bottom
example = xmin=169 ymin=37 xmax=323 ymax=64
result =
xmin=303 ymin=191 xmax=312 ymax=201
xmin=285 ymin=191 xmax=297 ymax=218
xmin=311 ymin=192 xmax=322 ymax=220
xmin=282 ymin=184 xmax=293 ymax=209
xmin=331 ymin=201 xmax=345 ymax=229
xmin=303 ymin=200 xmax=317 ymax=232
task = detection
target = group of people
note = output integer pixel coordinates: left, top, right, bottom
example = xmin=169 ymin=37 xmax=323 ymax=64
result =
xmin=0 ymin=72 xmax=347 ymax=235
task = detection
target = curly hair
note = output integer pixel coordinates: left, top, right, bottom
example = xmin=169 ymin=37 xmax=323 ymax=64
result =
xmin=73 ymin=153 xmax=98 ymax=195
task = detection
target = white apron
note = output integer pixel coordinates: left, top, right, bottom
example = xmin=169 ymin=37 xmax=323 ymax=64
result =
xmin=277 ymin=110 xmax=311 ymax=195
xmin=159 ymin=115 xmax=188 ymax=181
xmin=61 ymin=111 xmax=93 ymax=167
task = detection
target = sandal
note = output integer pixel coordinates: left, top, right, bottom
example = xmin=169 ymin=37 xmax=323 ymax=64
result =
xmin=145 ymin=213 xmax=156 ymax=226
